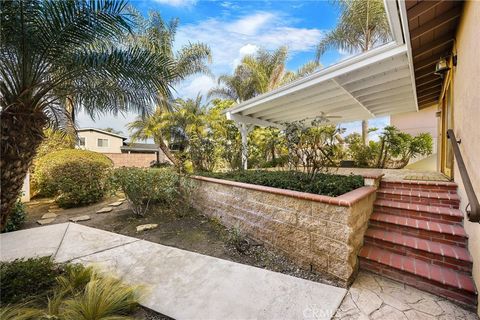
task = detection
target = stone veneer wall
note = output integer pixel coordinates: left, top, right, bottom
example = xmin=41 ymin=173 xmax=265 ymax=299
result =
xmin=190 ymin=176 xmax=379 ymax=286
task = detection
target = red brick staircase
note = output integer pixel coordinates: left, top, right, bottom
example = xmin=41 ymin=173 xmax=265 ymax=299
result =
xmin=359 ymin=180 xmax=477 ymax=308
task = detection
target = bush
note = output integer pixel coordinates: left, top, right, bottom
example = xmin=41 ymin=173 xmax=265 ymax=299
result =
xmin=3 ymin=199 xmax=26 ymax=233
xmin=109 ymin=167 xmax=186 ymax=217
xmin=34 ymin=149 xmax=113 ymax=208
xmin=200 ymin=170 xmax=363 ymax=197
xmin=0 ymin=257 xmax=61 ymax=305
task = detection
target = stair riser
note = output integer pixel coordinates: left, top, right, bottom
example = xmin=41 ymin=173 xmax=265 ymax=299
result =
xmin=374 ymin=206 xmax=463 ymax=224
xmin=380 ymin=182 xmax=457 ymax=193
xmin=359 ymin=258 xmax=477 ymax=309
xmin=364 ymin=237 xmax=472 ymax=273
xmin=377 ymin=193 xmax=460 ymax=208
xmin=369 ymin=220 xmax=467 ymax=248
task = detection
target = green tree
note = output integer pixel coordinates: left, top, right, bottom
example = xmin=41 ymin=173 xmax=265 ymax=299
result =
xmin=128 ymin=10 xmax=212 ymax=163
xmin=0 ymin=0 xmax=176 ymax=228
xmin=316 ymin=0 xmax=391 ymax=145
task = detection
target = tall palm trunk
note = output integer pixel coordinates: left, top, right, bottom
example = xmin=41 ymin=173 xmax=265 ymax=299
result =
xmin=1 ymin=107 xmax=47 ymax=230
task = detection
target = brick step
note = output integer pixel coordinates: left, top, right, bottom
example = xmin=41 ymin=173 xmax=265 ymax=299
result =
xmin=365 ymin=228 xmax=472 ymax=273
xmin=380 ymin=180 xmax=457 ymax=193
xmin=377 ymin=188 xmax=460 ymax=208
xmin=359 ymin=245 xmax=477 ymax=307
xmin=370 ymin=213 xmax=468 ymax=247
xmin=374 ymin=199 xmax=464 ymax=224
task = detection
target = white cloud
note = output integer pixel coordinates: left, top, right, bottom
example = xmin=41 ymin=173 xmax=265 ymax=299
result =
xmin=153 ymin=0 xmax=196 ymax=7
xmin=226 ymin=12 xmax=275 ymax=36
xmin=176 ymin=11 xmax=324 ymax=75
xmin=174 ymin=75 xmax=217 ymax=99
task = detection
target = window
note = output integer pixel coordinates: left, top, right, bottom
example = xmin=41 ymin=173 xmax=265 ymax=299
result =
xmin=97 ymin=138 xmax=109 ymax=147
xmin=77 ymin=137 xmax=86 ymax=147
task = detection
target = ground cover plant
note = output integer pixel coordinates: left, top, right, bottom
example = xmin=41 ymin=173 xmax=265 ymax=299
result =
xmin=0 ymin=257 xmax=140 ymax=320
xmin=199 ymin=170 xmax=363 ymax=197
xmin=34 ymin=149 xmax=113 ymax=208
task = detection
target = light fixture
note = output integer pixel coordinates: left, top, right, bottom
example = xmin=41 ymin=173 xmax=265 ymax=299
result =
xmin=434 ymin=57 xmax=450 ymax=77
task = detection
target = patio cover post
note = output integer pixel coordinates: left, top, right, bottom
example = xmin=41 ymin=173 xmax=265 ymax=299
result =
xmin=238 ymin=122 xmax=253 ymax=170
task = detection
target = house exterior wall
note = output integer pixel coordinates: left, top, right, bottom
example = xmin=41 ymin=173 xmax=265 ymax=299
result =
xmin=452 ymin=1 xmax=480 ymax=313
xmin=77 ymin=130 xmax=124 ymax=153
xmin=390 ymin=104 xmax=438 ymax=154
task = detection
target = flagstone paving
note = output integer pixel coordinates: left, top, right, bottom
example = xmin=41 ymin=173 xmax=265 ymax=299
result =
xmin=334 ymin=271 xmax=479 ymax=320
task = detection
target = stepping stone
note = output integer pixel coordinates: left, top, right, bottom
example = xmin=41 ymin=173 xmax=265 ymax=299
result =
xmin=96 ymin=207 xmax=113 ymax=214
xmin=48 ymin=208 xmax=62 ymax=213
xmin=108 ymin=201 xmax=123 ymax=207
xmin=136 ymin=224 xmax=158 ymax=232
xmin=37 ymin=218 xmax=55 ymax=225
xmin=118 ymin=198 xmax=126 ymax=202
xmin=69 ymin=215 xmax=90 ymax=222
xmin=41 ymin=212 xmax=57 ymax=219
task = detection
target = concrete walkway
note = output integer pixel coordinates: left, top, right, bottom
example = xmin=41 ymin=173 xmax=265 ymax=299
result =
xmin=0 ymin=223 xmax=346 ymax=320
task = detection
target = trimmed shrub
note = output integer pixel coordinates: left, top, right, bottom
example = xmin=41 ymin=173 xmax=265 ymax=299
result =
xmin=34 ymin=149 xmax=112 ymax=208
xmin=199 ymin=170 xmax=364 ymax=197
xmin=109 ymin=168 xmax=186 ymax=217
xmin=3 ymin=199 xmax=26 ymax=233
xmin=0 ymin=257 xmax=61 ymax=305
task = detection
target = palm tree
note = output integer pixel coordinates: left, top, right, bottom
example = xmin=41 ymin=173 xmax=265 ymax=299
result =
xmin=209 ymin=47 xmax=319 ymax=102
xmin=0 ymin=0 xmax=177 ymax=228
xmin=316 ymin=0 xmax=391 ymax=145
xmin=128 ymin=10 xmax=212 ymax=162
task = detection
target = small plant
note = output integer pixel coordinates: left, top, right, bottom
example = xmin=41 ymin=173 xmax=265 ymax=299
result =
xmin=227 ymin=226 xmax=251 ymax=253
xmin=109 ymin=167 xmax=187 ymax=217
xmin=2 ymin=198 xmax=26 ymax=233
xmin=34 ymin=149 xmax=113 ymax=208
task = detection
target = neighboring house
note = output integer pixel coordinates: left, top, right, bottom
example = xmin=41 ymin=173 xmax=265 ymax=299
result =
xmin=77 ymin=128 xmax=126 ymax=153
xmin=76 ymin=128 xmax=171 ymax=167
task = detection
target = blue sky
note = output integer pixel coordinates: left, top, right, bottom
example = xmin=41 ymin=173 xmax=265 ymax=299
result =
xmin=77 ymin=0 xmax=389 ymax=139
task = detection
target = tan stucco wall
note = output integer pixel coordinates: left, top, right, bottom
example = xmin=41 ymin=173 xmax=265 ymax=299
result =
xmin=77 ymin=131 xmax=124 ymax=153
xmin=390 ymin=105 xmax=438 ymax=154
xmin=452 ymin=1 xmax=480 ymax=314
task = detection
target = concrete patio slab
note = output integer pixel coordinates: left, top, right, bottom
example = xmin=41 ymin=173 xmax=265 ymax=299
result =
xmin=73 ymin=239 xmax=346 ymax=319
xmin=54 ymin=223 xmax=139 ymax=263
xmin=0 ymin=223 xmax=68 ymax=261
xmin=1 ymin=223 xmax=346 ymax=320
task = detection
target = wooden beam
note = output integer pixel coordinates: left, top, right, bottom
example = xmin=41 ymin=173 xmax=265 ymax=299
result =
xmin=416 ymin=75 xmax=440 ymax=87
xmin=417 ymin=91 xmax=440 ymax=101
xmin=418 ymin=94 xmax=440 ymax=104
xmin=410 ymin=7 xmax=462 ymax=40
xmin=407 ymin=0 xmax=443 ymax=21
xmin=414 ymin=55 xmax=439 ymax=71
xmin=415 ymin=66 xmax=436 ymax=80
xmin=417 ymin=83 xmax=442 ymax=95
xmin=419 ymin=99 xmax=439 ymax=108
xmin=413 ymin=35 xmax=454 ymax=61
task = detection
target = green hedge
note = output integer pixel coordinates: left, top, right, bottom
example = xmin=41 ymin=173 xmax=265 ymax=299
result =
xmin=199 ymin=170 xmax=364 ymax=197
xmin=34 ymin=149 xmax=113 ymax=208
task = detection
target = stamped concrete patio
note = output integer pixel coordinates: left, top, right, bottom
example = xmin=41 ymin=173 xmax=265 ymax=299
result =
xmin=1 ymin=223 xmax=477 ymax=319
